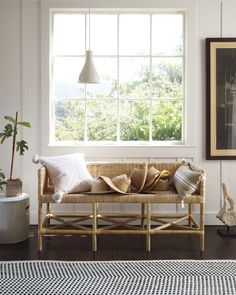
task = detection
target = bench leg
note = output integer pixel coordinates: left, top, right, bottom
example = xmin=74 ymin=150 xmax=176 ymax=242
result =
xmin=141 ymin=203 xmax=145 ymax=229
xmin=188 ymin=203 xmax=192 ymax=228
xmin=92 ymin=202 xmax=97 ymax=252
xmin=46 ymin=203 xmax=51 ymax=227
xmin=38 ymin=201 xmax=43 ymax=252
xmin=146 ymin=203 xmax=151 ymax=252
xmin=200 ymin=203 xmax=205 ymax=252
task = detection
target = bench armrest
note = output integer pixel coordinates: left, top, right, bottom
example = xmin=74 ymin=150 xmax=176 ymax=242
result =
xmin=199 ymin=176 xmax=206 ymax=199
xmin=38 ymin=166 xmax=47 ymax=201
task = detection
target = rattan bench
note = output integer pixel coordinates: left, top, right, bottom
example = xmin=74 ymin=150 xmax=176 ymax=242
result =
xmin=38 ymin=162 xmax=205 ymax=252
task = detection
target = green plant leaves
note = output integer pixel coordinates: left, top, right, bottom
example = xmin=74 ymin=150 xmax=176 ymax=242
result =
xmin=16 ymin=140 xmax=28 ymax=155
xmin=0 ymin=169 xmax=6 ymax=190
xmin=1 ymin=114 xmax=31 ymax=181
xmin=4 ymin=116 xmax=15 ymax=123
xmin=17 ymin=121 xmax=31 ymax=128
xmin=0 ymin=115 xmax=31 ymax=145
xmin=0 ymin=172 xmax=5 ymax=179
xmin=0 ymin=124 xmax=14 ymax=143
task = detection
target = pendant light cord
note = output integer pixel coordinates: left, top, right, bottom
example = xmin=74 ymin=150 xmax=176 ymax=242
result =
xmin=88 ymin=0 xmax=91 ymax=50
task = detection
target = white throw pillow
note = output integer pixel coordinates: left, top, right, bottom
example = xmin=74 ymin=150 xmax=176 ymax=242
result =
xmin=34 ymin=153 xmax=92 ymax=203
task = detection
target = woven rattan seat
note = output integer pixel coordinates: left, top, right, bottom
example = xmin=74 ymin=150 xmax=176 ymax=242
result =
xmin=41 ymin=191 xmax=203 ymax=204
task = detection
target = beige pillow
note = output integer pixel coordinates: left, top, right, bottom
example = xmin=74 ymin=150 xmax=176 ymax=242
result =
xmin=173 ymin=164 xmax=203 ymax=197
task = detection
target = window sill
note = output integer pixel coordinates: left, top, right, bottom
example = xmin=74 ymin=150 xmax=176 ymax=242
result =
xmin=42 ymin=143 xmax=197 ymax=161
xmin=49 ymin=141 xmax=186 ymax=147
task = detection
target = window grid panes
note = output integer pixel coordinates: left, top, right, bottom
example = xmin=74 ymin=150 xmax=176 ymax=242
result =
xmin=51 ymin=12 xmax=184 ymax=143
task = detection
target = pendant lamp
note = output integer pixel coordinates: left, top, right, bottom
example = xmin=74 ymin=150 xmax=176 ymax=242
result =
xmin=78 ymin=0 xmax=100 ymax=83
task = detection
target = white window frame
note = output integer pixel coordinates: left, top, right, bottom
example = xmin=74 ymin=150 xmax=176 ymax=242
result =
xmin=51 ymin=10 xmax=185 ymax=145
xmin=41 ymin=0 xmax=197 ymax=159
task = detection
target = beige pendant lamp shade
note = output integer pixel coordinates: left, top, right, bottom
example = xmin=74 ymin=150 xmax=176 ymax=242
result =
xmin=78 ymin=0 xmax=100 ymax=84
xmin=79 ymin=50 xmax=100 ymax=83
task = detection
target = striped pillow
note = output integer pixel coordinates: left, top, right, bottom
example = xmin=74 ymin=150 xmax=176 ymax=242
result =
xmin=173 ymin=165 xmax=202 ymax=197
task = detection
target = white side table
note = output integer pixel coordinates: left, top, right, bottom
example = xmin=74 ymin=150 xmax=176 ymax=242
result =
xmin=0 ymin=193 xmax=30 ymax=244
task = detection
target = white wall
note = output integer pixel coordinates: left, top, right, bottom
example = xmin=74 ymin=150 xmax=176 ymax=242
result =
xmin=0 ymin=0 xmax=236 ymax=224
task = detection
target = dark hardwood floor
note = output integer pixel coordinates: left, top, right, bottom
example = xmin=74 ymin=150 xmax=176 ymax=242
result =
xmin=0 ymin=226 xmax=236 ymax=261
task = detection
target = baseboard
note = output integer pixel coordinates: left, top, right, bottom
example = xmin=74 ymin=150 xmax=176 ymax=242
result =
xmin=30 ymin=210 xmax=223 ymax=226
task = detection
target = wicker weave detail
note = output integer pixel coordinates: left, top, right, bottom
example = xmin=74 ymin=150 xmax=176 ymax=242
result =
xmin=39 ymin=162 xmax=204 ymax=197
xmin=41 ymin=193 xmax=203 ymax=204
xmin=87 ymin=163 xmax=148 ymax=178
xmin=39 ymin=162 xmax=205 ymax=203
xmin=37 ymin=162 xmax=206 ymax=253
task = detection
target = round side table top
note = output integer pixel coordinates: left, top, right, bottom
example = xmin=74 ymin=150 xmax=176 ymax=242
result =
xmin=0 ymin=193 xmax=28 ymax=203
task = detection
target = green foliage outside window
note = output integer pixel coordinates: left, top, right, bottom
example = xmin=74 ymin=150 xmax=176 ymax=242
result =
xmin=55 ymin=100 xmax=84 ymax=141
xmin=120 ymin=101 xmax=149 ymax=141
xmin=152 ymin=100 xmax=182 ymax=141
xmin=87 ymin=100 xmax=117 ymax=141
xmin=54 ymin=60 xmax=183 ymax=142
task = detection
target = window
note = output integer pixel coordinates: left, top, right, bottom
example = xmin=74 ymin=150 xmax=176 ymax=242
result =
xmin=51 ymin=11 xmax=184 ymax=144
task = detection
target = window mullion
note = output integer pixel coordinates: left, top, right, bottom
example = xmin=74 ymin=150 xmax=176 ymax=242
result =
xmin=84 ymin=13 xmax=88 ymax=142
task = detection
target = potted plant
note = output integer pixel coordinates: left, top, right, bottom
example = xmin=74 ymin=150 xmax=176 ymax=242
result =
xmin=0 ymin=112 xmax=31 ymax=197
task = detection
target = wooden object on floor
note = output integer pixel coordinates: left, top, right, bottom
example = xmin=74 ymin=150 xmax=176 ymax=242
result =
xmin=217 ymin=183 xmax=236 ymax=226
xmin=37 ymin=162 xmax=205 ymax=252
xmin=218 ymin=226 xmax=236 ymax=236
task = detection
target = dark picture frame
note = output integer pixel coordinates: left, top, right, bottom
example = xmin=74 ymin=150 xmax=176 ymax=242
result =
xmin=206 ymin=38 xmax=236 ymax=159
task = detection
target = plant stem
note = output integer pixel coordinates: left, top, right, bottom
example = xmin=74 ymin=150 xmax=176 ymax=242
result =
xmin=9 ymin=111 xmax=18 ymax=180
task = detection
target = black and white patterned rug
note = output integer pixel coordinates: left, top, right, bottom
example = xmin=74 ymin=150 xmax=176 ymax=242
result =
xmin=0 ymin=260 xmax=236 ymax=295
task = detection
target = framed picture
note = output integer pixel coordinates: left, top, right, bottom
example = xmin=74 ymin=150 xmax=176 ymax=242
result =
xmin=206 ymin=38 xmax=236 ymax=159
